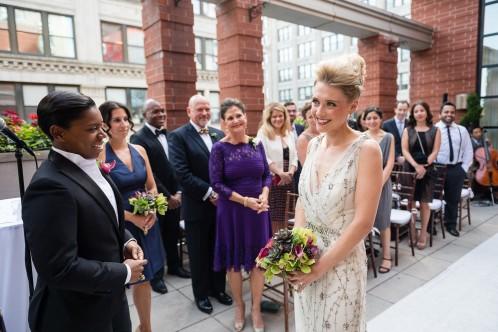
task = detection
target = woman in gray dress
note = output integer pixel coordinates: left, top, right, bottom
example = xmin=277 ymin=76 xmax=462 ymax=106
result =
xmin=365 ymin=107 xmax=395 ymax=273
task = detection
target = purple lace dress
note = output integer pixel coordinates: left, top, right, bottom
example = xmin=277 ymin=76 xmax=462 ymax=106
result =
xmin=209 ymin=141 xmax=272 ymax=272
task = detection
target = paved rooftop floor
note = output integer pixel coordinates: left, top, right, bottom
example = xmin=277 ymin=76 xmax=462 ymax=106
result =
xmin=127 ymin=203 xmax=498 ymax=331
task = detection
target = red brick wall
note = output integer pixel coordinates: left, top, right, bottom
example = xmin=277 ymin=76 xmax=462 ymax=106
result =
xmin=217 ymin=0 xmax=265 ymax=135
xmin=358 ymin=34 xmax=398 ymax=119
xmin=411 ymin=0 xmax=479 ymax=121
xmin=142 ymin=0 xmax=197 ymax=129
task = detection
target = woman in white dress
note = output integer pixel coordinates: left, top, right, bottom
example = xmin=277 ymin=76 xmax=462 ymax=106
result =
xmin=289 ymin=54 xmax=383 ymax=332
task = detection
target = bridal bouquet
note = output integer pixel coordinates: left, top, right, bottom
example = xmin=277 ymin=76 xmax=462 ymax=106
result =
xmin=256 ymin=227 xmax=320 ymax=282
xmin=129 ymin=191 xmax=168 ymax=234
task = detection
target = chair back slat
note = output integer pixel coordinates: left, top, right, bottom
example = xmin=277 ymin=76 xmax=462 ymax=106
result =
xmin=391 ymin=171 xmax=417 ymax=210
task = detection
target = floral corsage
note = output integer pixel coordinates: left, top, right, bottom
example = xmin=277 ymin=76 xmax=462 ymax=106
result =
xmin=97 ymin=160 xmax=116 ymax=174
xmin=128 ymin=191 xmax=168 ymax=235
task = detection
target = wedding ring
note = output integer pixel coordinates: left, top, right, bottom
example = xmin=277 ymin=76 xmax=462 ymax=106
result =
xmin=138 ymin=273 xmax=145 ymax=281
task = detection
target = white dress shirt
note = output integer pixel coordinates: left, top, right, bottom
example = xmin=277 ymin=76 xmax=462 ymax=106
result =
xmin=144 ymin=122 xmax=169 ymax=159
xmin=435 ymin=121 xmax=473 ymax=172
xmin=189 ymin=120 xmax=214 ymax=200
xmin=51 ymin=147 xmax=132 ymax=284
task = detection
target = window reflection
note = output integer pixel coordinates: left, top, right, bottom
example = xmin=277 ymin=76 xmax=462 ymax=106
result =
xmin=15 ymin=9 xmax=43 ymax=54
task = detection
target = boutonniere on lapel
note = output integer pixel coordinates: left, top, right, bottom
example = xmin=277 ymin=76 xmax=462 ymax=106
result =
xmin=248 ymin=136 xmax=257 ymax=149
xmin=210 ymin=132 xmax=218 ymax=140
xmin=97 ymin=160 xmax=116 ymax=174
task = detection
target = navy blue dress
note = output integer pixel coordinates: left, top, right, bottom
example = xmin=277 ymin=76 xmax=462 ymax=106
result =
xmin=106 ymin=143 xmax=165 ymax=281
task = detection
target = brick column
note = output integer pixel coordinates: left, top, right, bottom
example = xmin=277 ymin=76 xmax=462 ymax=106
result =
xmin=411 ymin=0 xmax=479 ymax=120
xmin=358 ymin=34 xmax=398 ymax=118
xmin=142 ymin=0 xmax=197 ymax=129
xmin=216 ymin=0 xmax=265 ymax=135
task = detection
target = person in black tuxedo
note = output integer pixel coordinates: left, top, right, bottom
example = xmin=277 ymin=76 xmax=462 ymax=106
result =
xmin=22 ymin=91 xmax=147 ymax=332
xmin=130 ymin=99 xmax=190 ymax=295
xmin=284 ymin=101 xmax=304 ymax=193
xmin=382 ymin=100 xmax=409 ymax=164
xmin=169 ymin=95 xmax=232 ymax=314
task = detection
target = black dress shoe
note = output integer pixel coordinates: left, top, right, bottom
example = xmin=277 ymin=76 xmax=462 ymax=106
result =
xmin=150 ymin=279 xmax=168 ymax=294
xmin=210 ymin=291 xmax=233 ymax=305
xmin=168 ymin=267 xmax=191 ymax=279
xmin=446 ymin=228 xmax=460 ymax=237
xmin=196 ymin=297 xmax=213 ymax=314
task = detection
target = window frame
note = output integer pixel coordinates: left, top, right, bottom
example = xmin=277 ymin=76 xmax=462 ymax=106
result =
xmin=105 ymin=86 xmax=147 ymax=124
xmin=0 ymin=5 xmax=77 ymax=59
xmin=195 ymin=36 xmax=218 ymax=71
xmin=0 ymin=82 xmax=79 ymax=119
xmin=100 ymin=21 xmax=144 ymax=64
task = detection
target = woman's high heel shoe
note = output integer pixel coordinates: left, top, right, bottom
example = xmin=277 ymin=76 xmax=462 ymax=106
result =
xmin=251 ymin=312 xmax=264 ymax=332
xmin=234 ymin=303 xmax=245 ymax=332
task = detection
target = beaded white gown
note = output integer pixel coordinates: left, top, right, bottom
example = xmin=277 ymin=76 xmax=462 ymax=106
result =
xmin=294 ymin=134 xmax=368 ymax=332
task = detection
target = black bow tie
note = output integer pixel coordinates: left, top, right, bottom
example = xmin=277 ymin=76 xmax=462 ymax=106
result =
xmin=155 ymin=128 xmax=167 ymax=137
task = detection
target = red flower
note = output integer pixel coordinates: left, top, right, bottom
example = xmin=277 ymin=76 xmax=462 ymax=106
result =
xmin=28 ymin=114 xmax=38 ymax=121
xmin=258 ymin=246 xmax=270 ymax=259
xmin=98 ymin=160 xmax=116 ymax=174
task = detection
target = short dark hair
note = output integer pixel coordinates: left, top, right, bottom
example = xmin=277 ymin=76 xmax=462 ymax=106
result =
xmin=283 ymin=101 xmax=296 ymax=108
xmin=99 ymin=101 xmax=135 ymax=137
xmin=408 ymin=100 xmax=433 ymax=127
xmin=37 ymin=91 xmax=96 ymax=140
xmin=396 ymin=100 xmax=410 ymax=108
xmin=300 ymin=102 xmax=312 ymax=119
xmin=440 ymin=101 xmax=456 ymax=112
xmin=220 ymin=98 xmax=246 ymax=120
xmin=363 ymin=106 xmax=383 ymax=120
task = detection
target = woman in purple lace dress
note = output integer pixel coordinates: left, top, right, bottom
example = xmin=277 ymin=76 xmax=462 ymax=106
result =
xmin=209 ymin=98 xmax=272 ymax=332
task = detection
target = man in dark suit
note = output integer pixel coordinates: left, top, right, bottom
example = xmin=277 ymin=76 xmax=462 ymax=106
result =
xmin=284 ymin=101 xmax=304 ymax=139
xmin=22 ymin=91 xmax=146 ymax=332
xmin=169 ymin=95 xmax=232 ymax=314
xmin=130 ymin=99 xmax=190 ymax=295
xmin=382 ymin=100 xmax=410 ymax=164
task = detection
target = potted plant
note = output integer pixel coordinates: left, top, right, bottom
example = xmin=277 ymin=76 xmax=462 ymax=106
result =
xmin=0 ymin=109 xmax=52 ymax=199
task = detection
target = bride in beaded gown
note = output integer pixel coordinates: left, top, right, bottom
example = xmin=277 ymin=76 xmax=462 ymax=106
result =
xmin=289 ymin=54 xmax=383 ymax=332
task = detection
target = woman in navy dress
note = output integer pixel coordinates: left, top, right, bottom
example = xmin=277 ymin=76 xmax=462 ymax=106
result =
xmin=209 ymin=98 xmax=272 ymax=332
xmin=99 ymin=101 xmax=165 ymax=332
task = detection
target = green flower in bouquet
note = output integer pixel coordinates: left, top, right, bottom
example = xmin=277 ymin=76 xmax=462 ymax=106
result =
xmin=128 ymin=191 xmax=168 ymax=235
xmin=256 ymin=227 xmax=320 ymax=282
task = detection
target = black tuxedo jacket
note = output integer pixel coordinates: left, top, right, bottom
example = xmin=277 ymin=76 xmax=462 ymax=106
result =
xmin=383 ymin=118 xmax=407 ymax=158
xmin=168 ymin=123 xmax=224 ymax=221
xmin=130 ymin=126 xmax=179 ymax=197
xmin=22 ymin=150 xmax=132 ymax=332
xmin=294 ymin=123 xmax=305 ymax=136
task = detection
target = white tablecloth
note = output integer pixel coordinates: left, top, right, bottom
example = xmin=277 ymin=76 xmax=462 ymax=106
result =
xmin=368 ymin=232 xmax=498 ymax=332
xmin=0 ymin=198 xmax=31 ymax=332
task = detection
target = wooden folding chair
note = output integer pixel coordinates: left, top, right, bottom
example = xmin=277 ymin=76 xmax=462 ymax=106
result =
xmin=262 ymin=191 xmax=298 ymax=332
xmin=458 ymin=178 xmax=472 ymax=231
xmin=428 ymin=164 xmax=447 ymax=246
xmin=390 ymin=171 xmax=417 ymax=265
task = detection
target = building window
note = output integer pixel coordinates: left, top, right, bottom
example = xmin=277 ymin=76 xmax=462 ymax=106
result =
xmin=192 ymin=0 xmax=216 ymax=18
xmin=399 ymin=49 xmax=410 ymax=62
xmin=298 ymin=86 xmax=313 ymax=101
xmin=297 ymin=25 xmax=312 ymax=36
xmin=0 ymin=6 xmax=10 ymax=51
xmin=277 ymin=26 xmax=291 ymax=42
xmin=0 ymin=82 xmax=79 ymax=119
xmin=105 ymin=87 xmax=147 ymax=125
xmin=278 ymin=68 xmax=293 ymax=82
xmin=101 ymin=22 xmax=144 ymax=64
xmin=0 ymin=6 xmax=76 ymax=58
xmin=208 ymin=91 xmax=220 ymax=127
xmin=388 ymin=0 xmax=408 ymax=9
xmin=398 ymin=73 xmax=409 ymax=90
xmin=322 ymin=33 xmax=344 ymax=52
xmin=351 ymin=37 xmax=358 ymax=48
xmin=278 ymin=48 xmax=292 ymax=63
xmin=278 ymin=89 xmax=292 ymax=102
xmin=298 ymin=41 xmax=314 ymax=58
xmin=298 ymin=64 xmax=313 ymax=80
xmin=195 ymin=37 xmax=218 ymax=71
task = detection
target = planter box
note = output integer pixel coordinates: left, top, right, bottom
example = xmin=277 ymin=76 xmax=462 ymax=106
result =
xmin=0 ymin=150 xmax=49 ymax=200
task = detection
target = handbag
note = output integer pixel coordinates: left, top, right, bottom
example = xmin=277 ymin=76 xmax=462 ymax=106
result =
xmin=415 ymin=131 xmax=438 ymax=180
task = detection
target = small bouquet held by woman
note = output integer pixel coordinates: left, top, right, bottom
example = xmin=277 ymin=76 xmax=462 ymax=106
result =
xmin=255 ymin=227 xmax=319 ymax=282
xmin=128 ymin=191 xmax=168 ymax=234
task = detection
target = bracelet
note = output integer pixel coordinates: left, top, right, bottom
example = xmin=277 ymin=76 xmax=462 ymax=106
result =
xmin=243 ymin=196 xmax=248 ymax=207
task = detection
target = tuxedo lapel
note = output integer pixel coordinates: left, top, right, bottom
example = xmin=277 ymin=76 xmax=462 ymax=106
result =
xmin=186 ymin=123 xmax=210 ymax=157
xmin=49 ymin=151 xmax=120 ymax=237
xmin=142 ymin=127 xmax=167 ymax=157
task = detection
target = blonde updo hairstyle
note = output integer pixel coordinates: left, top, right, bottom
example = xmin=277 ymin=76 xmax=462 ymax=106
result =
xmin=259 ymin=102 xmax=291 ymax=140
xmin=314 ymin=54 xmax=366 ymax=101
